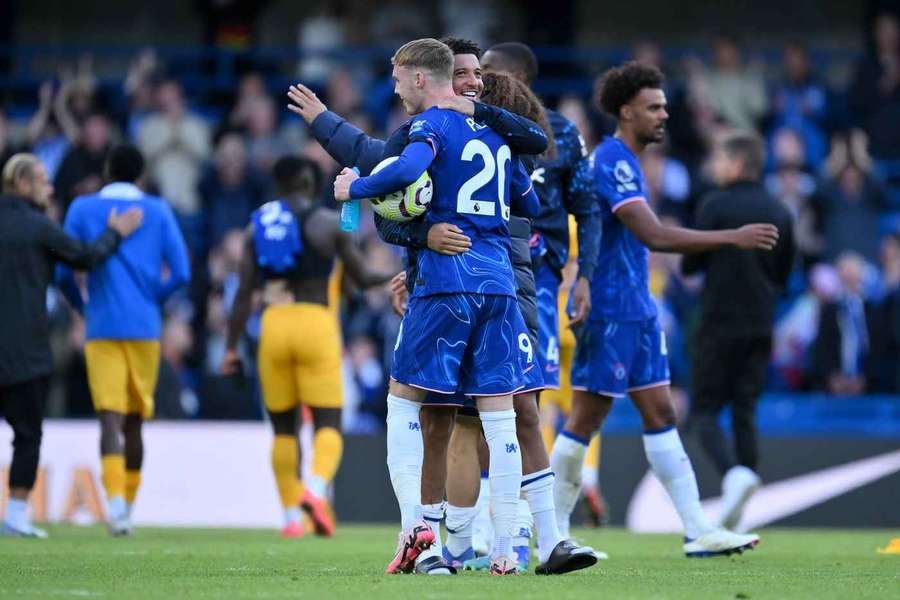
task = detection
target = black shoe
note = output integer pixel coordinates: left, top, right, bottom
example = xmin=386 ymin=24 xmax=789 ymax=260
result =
xmin=535 ymin=540 xmax=598 ymax=575
xmin=415 ymin=555 xmax=457 ymax=575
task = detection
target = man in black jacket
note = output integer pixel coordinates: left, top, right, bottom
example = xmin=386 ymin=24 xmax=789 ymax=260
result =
xmin=0 ymin=153 xmax=142 ymax=537
xmin=682 ymin=131 xmax=795 ymax=531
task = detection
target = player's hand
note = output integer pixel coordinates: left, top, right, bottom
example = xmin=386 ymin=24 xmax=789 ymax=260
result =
xmin=437 ymin=96 xmax=476 ymax=116
xmin=107 ymin=207 xmax=144 ymax=237
xmin=734 ymin=223 xmax=779 ymax=250
xmin=427 ymin=223 xmax=471 ymax=255
xmin=390 ymin=271 xmax=409 ymax=317
xmin=568 ymin=276 xmax=592 ymax=328
xmin=287 ymin=84 xmax=328 ymax=124
xmin=333 ymin=167 xmax=359 ymax=202
xmin=220 ymin=348 xmax=243 ymax=376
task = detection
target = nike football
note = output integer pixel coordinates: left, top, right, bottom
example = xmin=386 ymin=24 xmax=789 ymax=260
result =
xmin=365 ymin=156 xmax=433 ymax=222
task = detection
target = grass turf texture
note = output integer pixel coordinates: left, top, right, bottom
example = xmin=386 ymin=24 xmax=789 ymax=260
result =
xmin=2 ymin=526 xmax=897 ymax=599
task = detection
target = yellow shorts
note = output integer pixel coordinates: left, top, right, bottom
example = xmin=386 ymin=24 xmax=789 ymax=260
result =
xmin=258 ymin=303 xmax=344 ymax=413
xmin=85 ymin=340 xmax=160 ymax=419
xmin=540 ymin=288 xmax=576 ymax=414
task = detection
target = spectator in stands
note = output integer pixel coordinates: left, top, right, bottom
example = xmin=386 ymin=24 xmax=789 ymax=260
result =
xmin=641 ymin=143 xmax=692 ymax=221
xmin=819 ymin=130 xmax=887 ymax=262
xmin=773 ymin=263 xmax=841 ymax=389
xmin=198 ymin=132 xmax=270 ymax=251
xmin=870 ymin=233 xmax=900 ymax=392
xmin=695 ymin=35 xmax=768 ymax=131
xmin=27 ymin=82 xmax=73 ymax=179
xmin=123 ymin=48 xmax=161 ymax=142
xmin=139 ymin=79 xmax=211 ymax=216
xmin=344 ymin=336 xmax=387 ymax=433
xmin=849 ymin=12 xmax=900 ymax=160
xmin=765 ymin=127 xmax=823 ymax=267
xmin=155 ymin=314 xmax=196 ymax=419
xmin=226 ymin=72 xmax=269 ymax=132
xmin=54 ymin=112 xmax=114 ymax=214
xmin=769 ymin=40 xmax=829 ymax=171
xmin=812 ymin=252 xmax=878 ymax=395
xmin=242 ymin=95 xmax=301 ymax=173
xmin=0 ymin=110 xmax=22 ymax=169
xmin=297 ymin=2 xmax=347 ymax=86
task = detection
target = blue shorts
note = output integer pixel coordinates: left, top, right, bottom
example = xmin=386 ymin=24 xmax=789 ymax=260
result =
xmin=392 ymin=293 xmax=534 ymax=397
xmin=571 ymin=317 xmax=670 ymax=397
xmin=535 ymin=264 xmax=561 ymax=389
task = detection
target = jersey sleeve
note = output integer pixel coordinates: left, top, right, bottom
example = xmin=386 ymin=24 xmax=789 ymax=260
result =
xmin=594 ymin=149 xmax=646 ymax=213
xmin=407 ymin=111 xmax=447 ymax=157
xmin=509 ymin=159 xmax=540 ymax=218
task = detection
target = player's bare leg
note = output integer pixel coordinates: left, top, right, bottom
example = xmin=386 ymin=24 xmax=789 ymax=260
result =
xmin=443 ymin=415 xmax=481 ymax=568
xmin=630 ymin=385 xmax=760 ymax=557
xmin=416 ymin=405 xmax=458 ymax=574
xmin=122 ymin=413 xmax=143 ymax=533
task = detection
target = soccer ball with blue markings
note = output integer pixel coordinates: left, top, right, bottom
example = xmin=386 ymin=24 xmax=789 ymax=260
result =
xmin=366 ymin=156 xmax=433 ymax=222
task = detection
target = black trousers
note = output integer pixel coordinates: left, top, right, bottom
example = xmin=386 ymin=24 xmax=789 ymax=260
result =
xmin=0 ymin=376 xmax=48 ymax=490
xmin=689 ymin=333 xmax=771 ymax=474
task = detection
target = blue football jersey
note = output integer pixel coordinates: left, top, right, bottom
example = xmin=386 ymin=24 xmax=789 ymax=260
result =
xmin=590 ymin=136 xmax=657 ymax=322
xmin=408 ymin=107 xmax=531 ymax=298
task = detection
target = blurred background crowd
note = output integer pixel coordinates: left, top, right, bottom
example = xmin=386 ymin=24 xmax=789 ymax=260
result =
xmin=1 ymin=0 xmax=898 ymax=429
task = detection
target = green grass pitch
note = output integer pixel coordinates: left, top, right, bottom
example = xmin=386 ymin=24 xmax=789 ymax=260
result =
xmin=2 ymin=525 xmax=897 ymax=599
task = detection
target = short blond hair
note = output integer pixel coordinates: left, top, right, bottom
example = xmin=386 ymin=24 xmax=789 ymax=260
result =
xmin=392 ymin=38 xmax=453 ymax=82
xmin=2 ymin=153 xmax=39 ymax=194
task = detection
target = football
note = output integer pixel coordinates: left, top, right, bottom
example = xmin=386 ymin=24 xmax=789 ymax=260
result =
xmin=365 ymin=156 xmax=433 ymax=221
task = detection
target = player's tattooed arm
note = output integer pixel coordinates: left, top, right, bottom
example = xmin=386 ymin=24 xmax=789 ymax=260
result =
xmin=373 ymin=213 xmax=430 ymax=249
xmin=222 ymin=227 xmax=257 ymax=375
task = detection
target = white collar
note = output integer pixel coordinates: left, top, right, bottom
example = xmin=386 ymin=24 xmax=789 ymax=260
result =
xmin=99 ymin=182 xmax=144 ymax=200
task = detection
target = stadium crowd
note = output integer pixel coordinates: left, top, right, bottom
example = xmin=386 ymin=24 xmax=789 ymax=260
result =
xmin=1 ymin=10 xmax=898 ymax=429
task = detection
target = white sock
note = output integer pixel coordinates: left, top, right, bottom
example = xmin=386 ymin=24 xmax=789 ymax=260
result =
xmin=306 ymin=475 xmax=328 ymax=499
xmin=642 ymin=427 xmax=714 ymax=539
xmin=284 ymin=506 xmax=302 ymax=526
xmin=108 ymin=496 xmax=127 ymax=522
xmin=522 ymin=467 xmax=563 ymax=562
xmin=550 ymin=431 xmax=588 ymax=539
xmin=386 ymin=394 xmax=423 ymax=530
xmin=480 ymin=409 xmax=521 ymax=560
xmin=582 ymin=458 xmax=599 ymax=491
xmin=5 ymin=498 xmax=28 ymax=530
xmin=511 ymin=498 xmax=532 ymax=548
xmin=420 ymin=502 xmax=446 ymax=560
xmin=472 ymin=474 xmax=493 ymax=555
xmin=445 ymin=504 xmax=477 ymax=557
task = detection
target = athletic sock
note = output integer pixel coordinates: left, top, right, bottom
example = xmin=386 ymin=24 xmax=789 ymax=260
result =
xmin=583 ymin=434 xmax=601 ymax=490
xmin=549 ymin=431 xmax=588 ymax=538
xmin=472 ymin=472 xmax=493 ymax=554
xmin=125 ymin=469 xmax=141 ymax=508
xmin=642 ymin=426 xmax=714 ymax=540
xmin=445 ymin=504 xmax=477 ymax=557
xmin=309 ymin=427 xmax=343 ymax=499
xmin=419 ymin=501 xmax=446 ymax=562
xmin=284 ymin=506 xmax=302 ymax=526
xmin=101 ymin=454 xmax=126 ymax=519
xmin=271 ymin=434 xmax=301 ymax=509
xmin=480 ymin=409 xmax=521 ymax=560
xmin=522 ymin=467 xmax=563 ymax=562
xmin=386 ymin=394 xmax=423 ymax=530
xmin=511 ymin=498 xmax=532 ymax=551
xmin=5 ymin=498 xmax=28 ymax=530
